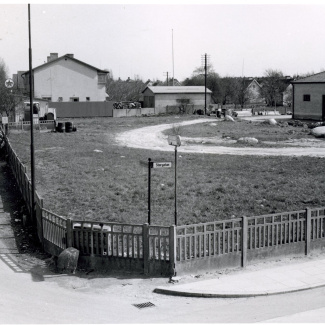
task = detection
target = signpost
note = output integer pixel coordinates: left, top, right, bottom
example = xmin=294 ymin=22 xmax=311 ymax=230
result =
xmin=168 ymin=135 xmax=181 ymax=226
xmin=4 ymin=78 xmax=14 ymax=89
xmin=147 ymin=159 xmax=172 ymax=225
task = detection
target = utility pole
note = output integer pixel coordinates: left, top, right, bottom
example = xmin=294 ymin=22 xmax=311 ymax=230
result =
xmin=201 ymin=53 xmax=209 ymax=115
xmin=163 ymin=72 xmax=169 ymax=86
xmin=172 ymin=29 xmax=175 ymax=86
xmin=28 ymin=4 xmax=35 ymax=223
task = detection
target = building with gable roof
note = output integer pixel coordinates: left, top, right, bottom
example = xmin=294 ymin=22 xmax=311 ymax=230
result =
xmin=291 ymin=71 xmax=325 ymax=120
xmin=20 ymin=53 xmax=109 ymax=103
xmin=142 ymin=86 xmax=212 ymax=112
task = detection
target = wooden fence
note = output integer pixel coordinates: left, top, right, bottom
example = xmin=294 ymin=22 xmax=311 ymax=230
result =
xmin=2 ymin=126 xmax=325 ymax=276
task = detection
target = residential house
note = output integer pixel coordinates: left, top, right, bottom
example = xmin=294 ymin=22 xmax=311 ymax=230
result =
xmin=291 ymin=71 xmax=325 ymax=120
xmin=20 ymin=53 xmax=109 ymax=103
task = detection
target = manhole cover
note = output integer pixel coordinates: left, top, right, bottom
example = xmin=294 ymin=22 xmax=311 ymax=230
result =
xmin=133 ymin=302 xmax=155 ymax=309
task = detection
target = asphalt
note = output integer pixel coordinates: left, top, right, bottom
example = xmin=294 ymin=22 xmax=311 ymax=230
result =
xmin=155 ymin=257 xmax=325 ymax=298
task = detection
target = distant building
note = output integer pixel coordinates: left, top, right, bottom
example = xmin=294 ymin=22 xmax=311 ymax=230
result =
xmin=291 ymin=71 xmax=325 ymax=120
xmin=20 ymin=53 xmax=109 ymax=102
xmin=142 ymin=86 xmax=212 ymax=112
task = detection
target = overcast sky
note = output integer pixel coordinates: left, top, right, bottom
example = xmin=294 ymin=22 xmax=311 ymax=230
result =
xmin=1 ymin=1 xmax=325 ymax=82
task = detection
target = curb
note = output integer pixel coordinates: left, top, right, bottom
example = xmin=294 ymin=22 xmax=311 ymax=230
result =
xmin=154 ymin=282 xmax=325 ymax=298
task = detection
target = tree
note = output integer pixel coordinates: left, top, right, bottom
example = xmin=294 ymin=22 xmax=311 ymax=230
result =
xmin=0 ymin=58 xmax=24 ymax=119
xmin=105 ymin=76 xmax=145 ymax=102
xmin=260 ymin=69 xmax=287 ymax=107
xmin=183 ymin=64 xmax=222 ymax=103
xmin=232 ymin=77 xmax=253 ymax=108
xmin=219 ymin=77 xmax=236 ymax=105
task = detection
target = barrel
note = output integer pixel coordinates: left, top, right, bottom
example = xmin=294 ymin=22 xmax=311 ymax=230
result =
xmin=65 ymin=122 xmax=73 ymax=133
xmin=56 ymin=122 xmax=64 ymax=133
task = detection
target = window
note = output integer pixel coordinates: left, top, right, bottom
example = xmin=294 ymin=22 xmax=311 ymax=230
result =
xmin=70 ymin=97 xmax=79 ymax=102
xmin=86 ymin=97 xmax=90 ymax=101
xmin=58 ymin=97 xmax=63 ymax=102
xmin=303 ymin=94 xmax=311 ymax=101
xmin=98 ymin=74 xmax=106 ymax=84
xmin=42 ymin=97 xmax=52 ymax=102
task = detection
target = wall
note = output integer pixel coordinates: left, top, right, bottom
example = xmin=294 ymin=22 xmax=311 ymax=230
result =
xmin=53 ymin=101 xmax=113 ymax=118
xmin=33 ymin=58 xmax=107 ymax=102
xmin=112 ymin=107 xmax=166 ymax=117
xmin=154 ymin=93 xmax=211 ymax=111
xmin=293 ymin=83 xmax=325 ymax=120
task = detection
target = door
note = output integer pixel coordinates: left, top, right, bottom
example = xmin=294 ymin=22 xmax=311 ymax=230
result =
xmin=323 ymin=95 xmax=325 ymax=121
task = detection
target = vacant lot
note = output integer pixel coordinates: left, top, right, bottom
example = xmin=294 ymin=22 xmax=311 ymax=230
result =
xmin=7 ymin=115 xmax=325 ymax=226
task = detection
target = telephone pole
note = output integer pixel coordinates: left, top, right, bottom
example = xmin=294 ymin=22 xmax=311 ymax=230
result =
xmin=163 ymin=72 xmax=169 ymax=86
xmin=201 ymin=53 xmax=210 ymax=115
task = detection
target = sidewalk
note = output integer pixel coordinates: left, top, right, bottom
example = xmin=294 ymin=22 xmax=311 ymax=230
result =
xmin=155 ymin=257 xmax=325 ymax=298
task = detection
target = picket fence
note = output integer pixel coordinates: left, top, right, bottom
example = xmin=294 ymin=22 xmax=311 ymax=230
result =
xmin=3 ymin=128 xmax=325 ymax=276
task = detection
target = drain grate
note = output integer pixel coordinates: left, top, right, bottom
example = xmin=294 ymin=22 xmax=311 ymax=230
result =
xmin=0 ymin=253 xmax=25 ymax=273
xmin=133 ymin=302 xmax=155 ymax=309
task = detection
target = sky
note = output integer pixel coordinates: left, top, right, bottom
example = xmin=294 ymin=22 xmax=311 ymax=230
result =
xmin=1 ymin=1 xmax=325 ymax=82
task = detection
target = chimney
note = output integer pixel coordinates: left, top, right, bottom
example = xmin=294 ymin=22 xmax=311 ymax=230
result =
xmin=66 ymin=54 xmax=74 ymax=58
xmin=47 ymin=53 xmax=58 ymax=62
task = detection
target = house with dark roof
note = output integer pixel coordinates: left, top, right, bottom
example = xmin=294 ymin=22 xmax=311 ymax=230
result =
xmin=141 ymin=86 xmax=212 ymax=113
xmin=291 ymin=71 xmax=325 ymax=120
xmin=20 ymin=53 xmax=109 ymax=102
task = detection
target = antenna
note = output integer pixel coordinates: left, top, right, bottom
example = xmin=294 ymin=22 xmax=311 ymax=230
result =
xmin=163 ymin=72 xmax=170 ymax=86
xmin=172 ymin=29 xmax=174 ymax=86
xmin=242 ymin=59 xmax=245 ymax=77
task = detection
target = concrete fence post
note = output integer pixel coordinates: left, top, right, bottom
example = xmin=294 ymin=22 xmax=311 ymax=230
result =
xmin=143 ymin=223 xmax=150 ymax=275
xmin=242 ymin=216 xmax=248 ymax=268
xmin=305 ymin=207 xmax=311 ymax=255
xmin=66 ymin=218 xmax=73 ymax=248
xmin=169 ymin=225 xmax=177 ymax=276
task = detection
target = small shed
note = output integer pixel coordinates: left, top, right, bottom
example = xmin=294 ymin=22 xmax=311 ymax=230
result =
xmin=291 ymin=72 xmax=325 ymax=120
xmin=142 ymin=86 xmax=212 ymax=113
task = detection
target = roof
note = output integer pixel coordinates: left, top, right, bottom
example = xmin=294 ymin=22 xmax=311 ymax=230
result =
xmin=21 ymin=54 xmax=108 ymax=76
xmin=142 ymin=86 xmax=212 ymax=94
xmin=291 ymin=71 xmax=325 ymax=84
xmin=247 ymin=79 xmax=262 ymax=88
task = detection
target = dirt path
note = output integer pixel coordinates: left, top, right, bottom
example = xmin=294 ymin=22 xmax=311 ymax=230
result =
xmin=115 ymin=117 xmax=325 ymax=157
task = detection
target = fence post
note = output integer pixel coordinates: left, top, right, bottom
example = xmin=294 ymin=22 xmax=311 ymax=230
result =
xmin=66 ymin=218 xmax=73 ymax=248
xmin=36 ymin=198 xmax=44 ymax=247
xmin=143 ymin=223 xmax=150 ymax=275
xmin=169 ymin=225 xmax=177 ymax=276
xmin=242 ymin=216 xmax=247 ymax=268
xmin=305 ymin=207 xmax=311 ymax=255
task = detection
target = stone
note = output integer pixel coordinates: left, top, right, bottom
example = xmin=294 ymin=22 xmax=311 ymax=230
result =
xmin=238 ymin=137 xmax=259 ymax=144
xmin=57 ymin=247 xmax=79 ymax=274
xmin=267 ymin=118 xmax=277 ymax=125
xmin=311 ymin=126 xmax=325 ymax=137
xmin=225 ymin=115 xmax=235 ymax=122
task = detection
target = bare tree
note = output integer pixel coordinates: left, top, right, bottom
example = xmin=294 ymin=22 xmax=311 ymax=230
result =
xmin=260 ymin=69 xmax=286 ymax=107
xmin=106 ymin=76 xmax=145 ymax=102
xmin=0 ymin=58 xmax=24 ymax=119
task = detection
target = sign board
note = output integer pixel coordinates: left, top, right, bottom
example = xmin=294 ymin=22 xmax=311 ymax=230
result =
xmin=168 ymin=135 xmax=181 ymax=147
xmin=2 ymin=117 xmax=8 ymax=124
xmin=153 ymin=162 xmax=172 ymax=168
xmin=4 ymin=78 xmax=14 ymax=88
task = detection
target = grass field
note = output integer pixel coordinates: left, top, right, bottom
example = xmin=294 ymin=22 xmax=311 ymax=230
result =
xmin=7 ymin=115 xmax=325 ymax=226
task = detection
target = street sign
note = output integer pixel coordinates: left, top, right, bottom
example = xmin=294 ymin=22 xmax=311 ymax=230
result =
xmin=153 ymin=162 xmax=172 ymax=168
xmin=168 ymin=135 xmax=181 ymax=146
xmin=4 ymin=78 xmax=14 ymax=88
